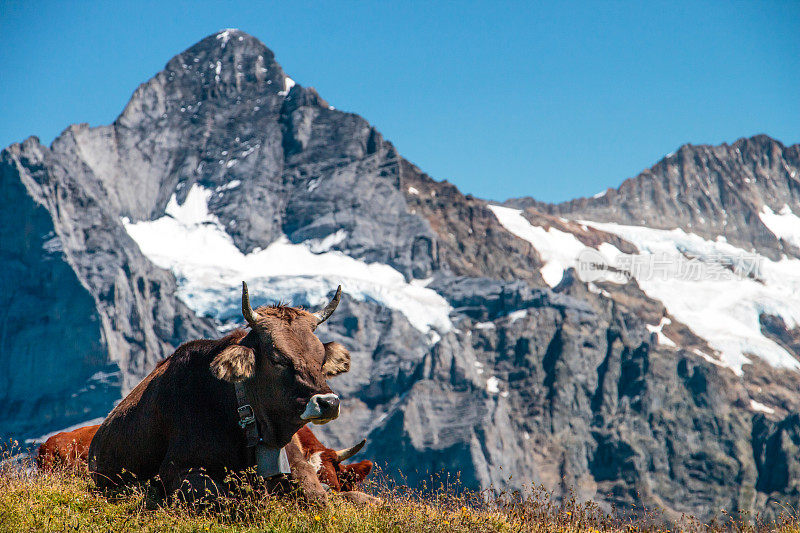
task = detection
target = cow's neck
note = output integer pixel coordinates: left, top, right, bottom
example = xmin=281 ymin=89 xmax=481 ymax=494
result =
xmin=234 ymin=380 xmax=291 ymax=478
xmin=235 ymin=379 xmax=284 ymax=448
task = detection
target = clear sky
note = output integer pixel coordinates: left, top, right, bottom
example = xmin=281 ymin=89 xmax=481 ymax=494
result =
xmin=2 ymin=1 xmax=798 ymax=203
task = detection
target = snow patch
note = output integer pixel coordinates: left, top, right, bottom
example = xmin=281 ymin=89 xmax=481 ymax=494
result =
xmin=88 ymin=370 xmax=121 ymax=384
xmin=475 ymin=321 xmax=496 ymax=330
xmin=408 ymin=186 xmax=419 ymax=195
xmin=692 ymin=349 xmax=727 ymax=369
xmin=279 ymin=76 xmax=296 ymax=96
xmin=583 ymin=220 xmax=800 ymax=375
xmin=486 ymin=376 xmax=508 ymax=397
xmin=123 ymin=185 xmax=451 ymax=336
xmin=216 ymin=180 xmax=241 ymax=192
xmin=488 ymin=205 xmax=588 ymax=287
xmin=491 ymin=202 xmax=800 ymax=375
xmin=750 ymin=400 xmax=775 ymax=414
xmin=646 ymin=317 xmax=676 ymax=347
xmin=759 ymin=205 xmax=800 ymax=248
xmin=216 ymin=29 xmax=236 ymax=47
xmin=307 ymin=230 xmax=347 ymax=253
xmin=507 ymin=309 xmax=527 ymax=323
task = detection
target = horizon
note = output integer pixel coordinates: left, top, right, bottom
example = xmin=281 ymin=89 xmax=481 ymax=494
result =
xmin=2 ymin=1 xmax=798 ymax=203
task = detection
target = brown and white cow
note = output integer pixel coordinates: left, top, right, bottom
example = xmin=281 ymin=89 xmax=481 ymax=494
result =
xmin=88 ymin=283 xmax=350 ymax=504
xmin=295 ymin=425 xmax=373 ymax=491
xmin=37 ymin=424 xmax=100 ymax=472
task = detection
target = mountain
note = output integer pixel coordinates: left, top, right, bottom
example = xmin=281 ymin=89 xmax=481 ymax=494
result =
xmin=509 ymin=135 xmax=800 ymax=261
xmin=3 ymin=29 xmax=800 ymax=520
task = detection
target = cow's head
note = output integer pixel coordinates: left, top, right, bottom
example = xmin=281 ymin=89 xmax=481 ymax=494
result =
xmin=310 ymin=439 xmax=373 ymax=491
xmin=210 ymin=282 xmax=351 ymax=446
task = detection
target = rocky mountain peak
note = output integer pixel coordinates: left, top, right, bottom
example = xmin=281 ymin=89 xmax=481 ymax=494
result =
xmin=171 ymin=29 xmax=288 ymax=91
xmin=117 ymin=29 xmax=294 ymax=129
xmin=506 ymin=135 xmax=800 ymax=260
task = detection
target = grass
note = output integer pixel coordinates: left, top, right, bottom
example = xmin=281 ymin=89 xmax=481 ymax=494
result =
xmin=1 ymin=444 xmax=798 ymax=532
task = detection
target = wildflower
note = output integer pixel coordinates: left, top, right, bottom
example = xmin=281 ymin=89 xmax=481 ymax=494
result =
xmin=461 ymin=506 xmax=468 ymax=512
xmin=314 ymin=515 xmax=321 ymax=522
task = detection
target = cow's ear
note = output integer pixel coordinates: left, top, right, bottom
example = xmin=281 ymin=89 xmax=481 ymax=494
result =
xmin=340 ymin=460 xmax=373 ymax=489
xmin=322 ymin=342 xmax=350 ymax=376
xmin=210 ymin=345 xmax=256 ymax=382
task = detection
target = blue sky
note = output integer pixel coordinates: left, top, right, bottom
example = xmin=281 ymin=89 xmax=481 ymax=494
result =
xmin=1 ymin=1 xmax=798 ymax=203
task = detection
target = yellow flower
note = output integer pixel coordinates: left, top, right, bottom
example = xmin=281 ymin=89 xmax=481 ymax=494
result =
xmin=314 ymin=515 xmax=322 ymax=522
xmin=461 ymin=506 xmax=468 ymax=512
xmin=566 ymin=511 xmax=572 ymax=516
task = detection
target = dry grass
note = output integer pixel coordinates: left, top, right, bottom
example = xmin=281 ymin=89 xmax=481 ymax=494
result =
xmin=0 ymin=443 xmax=796 ymax=532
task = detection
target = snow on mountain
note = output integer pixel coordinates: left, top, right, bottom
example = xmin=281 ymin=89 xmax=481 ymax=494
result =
xmin=489 ymin=205 xmax=800 ymax=375
xmin=646 ymin=317 xmax=676 ymax=347
xmin=488 ymin=205 xmax=593 ymax=286
xmin=123 ymin=184 xmax=452 ymax=336
xmin=585 ymin=220 xmax=800 ymax=374
xmin=759 ymin=205 xmax=800 ymax=249
xmin=279 ymin=76 xmax=296 ymax=96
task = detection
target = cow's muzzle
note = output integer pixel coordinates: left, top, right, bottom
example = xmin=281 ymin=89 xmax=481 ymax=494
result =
xmin=301 ymin=393 xmax=340 ymax=424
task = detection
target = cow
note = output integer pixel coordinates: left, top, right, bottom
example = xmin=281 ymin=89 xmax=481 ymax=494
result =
xmin=295 ymin=425 xmax=373 ymax=491
xmin=37 ymin=424 xmax=100 ymax=472
xmin=38 ymin=424 xmax=373 ymax=494
xmin=88 ymin=282 xmax=351 ymax=505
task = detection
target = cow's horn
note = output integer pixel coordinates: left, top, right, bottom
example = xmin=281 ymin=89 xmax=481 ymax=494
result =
xmin=313 ymin=285 xmax=342 ymax=325
xmin=241 ymin=281 xmax=260 ymax=326
xmin=335 ymin=438 xmax=366 ymax=461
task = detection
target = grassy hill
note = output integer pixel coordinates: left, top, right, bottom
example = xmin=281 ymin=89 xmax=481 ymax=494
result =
xmin=1 ymin=446 xmax=797 ymax=532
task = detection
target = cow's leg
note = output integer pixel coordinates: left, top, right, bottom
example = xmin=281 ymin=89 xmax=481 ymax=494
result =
xmin=143 ymin=477 xmax=167 ymax=510
xmin=175 ymin=468 xmax=227 ymax=507
xmin=339 ymin=491 xmax=382 ymax=506
xmin=160 ymin=461 xmax=227 ymax=508
xmin=262 ymin=473 xmax=295 ymax=496
xmin=284 ymin=434 xmax=327 ymax=505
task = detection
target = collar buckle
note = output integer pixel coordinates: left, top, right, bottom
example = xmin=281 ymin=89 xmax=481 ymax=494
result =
xmin=237 ymin=404 xmax=256 ymax=429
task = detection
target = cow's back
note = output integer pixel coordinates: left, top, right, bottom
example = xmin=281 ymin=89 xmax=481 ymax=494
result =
xmin=38 ymin=424 xmax=99 ymax=471
xmin=89 ymin=359 xmax=171 ymax=488
xmin=88 ymin=335 xmax=246 ymax=490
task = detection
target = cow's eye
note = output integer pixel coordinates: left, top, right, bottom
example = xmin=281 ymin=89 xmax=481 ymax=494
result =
xmin=272 ymin=358 xmax=291 ymax=368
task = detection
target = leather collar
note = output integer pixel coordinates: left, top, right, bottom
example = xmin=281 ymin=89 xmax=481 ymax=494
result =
xmin=234 ymin=381 xmax=291 ymax=478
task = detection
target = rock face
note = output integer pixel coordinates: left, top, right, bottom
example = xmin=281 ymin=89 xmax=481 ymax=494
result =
xmin=0 ymin=138 xmax=215 ymax=438
xmin=3 ymin=29 xmax=800 ymax=520
xmin=508 ymin=136 xmax=800 ymax=260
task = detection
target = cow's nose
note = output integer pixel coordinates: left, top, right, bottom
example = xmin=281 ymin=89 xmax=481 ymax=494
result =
xmin=317 ymin=394 xmax=340 ymax=416
xmin=301 ymin=393 xmax=340 ymax=422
